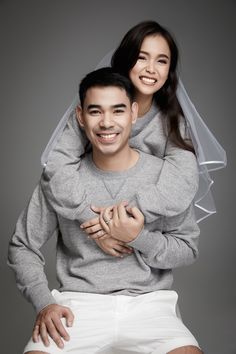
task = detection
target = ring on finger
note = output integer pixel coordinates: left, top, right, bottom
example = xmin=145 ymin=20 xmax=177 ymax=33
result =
xmin=103 ymin=217 xmax=112 ymax=224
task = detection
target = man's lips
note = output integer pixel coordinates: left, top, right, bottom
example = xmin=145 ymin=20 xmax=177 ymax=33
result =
xmin=96 ymin=132 xmax=120 ymax=143
xmin=139 ymin=76 xmax=157 ymax=85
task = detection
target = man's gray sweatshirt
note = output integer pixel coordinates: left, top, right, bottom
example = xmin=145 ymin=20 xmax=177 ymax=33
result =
xmin=42 ymin=104 xmax=199 ymax=222
xmin=8 ymin=151 xmax=199 ymax=314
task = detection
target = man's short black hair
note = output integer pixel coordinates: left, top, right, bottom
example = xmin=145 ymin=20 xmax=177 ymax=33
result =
xmin=79 ymin=67 xmax=135 ymax=107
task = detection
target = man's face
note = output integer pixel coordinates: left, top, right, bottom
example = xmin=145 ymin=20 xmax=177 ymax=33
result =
xmin=77 ymin=86 xmax=138 ymax=157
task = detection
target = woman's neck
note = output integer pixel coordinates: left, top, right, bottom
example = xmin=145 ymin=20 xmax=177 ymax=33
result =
xmin=135 ymin=93 xmax=153 ymax=117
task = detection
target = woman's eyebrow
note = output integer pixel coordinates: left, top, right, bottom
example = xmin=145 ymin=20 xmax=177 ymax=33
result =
xmin=140 ymin=50 xmax=169 ymax=59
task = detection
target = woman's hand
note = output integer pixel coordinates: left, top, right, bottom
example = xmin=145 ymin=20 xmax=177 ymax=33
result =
xmin=95 ymin=237 xmax=133 ymax=258
xmin=80 ymin=205 xmax=114 ymax=240
xmin=100 ymin=202 xmax=144 ymax=243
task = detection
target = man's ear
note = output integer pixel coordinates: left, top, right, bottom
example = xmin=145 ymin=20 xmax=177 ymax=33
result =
xmin=76 ymin=105 xmax=84 ymax=127
xmin=131 ymin=102 xmax=138 ymax=124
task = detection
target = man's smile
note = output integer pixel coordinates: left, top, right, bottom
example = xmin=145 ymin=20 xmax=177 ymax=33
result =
xmin=96 ymin=132 xmax=120 ymax=143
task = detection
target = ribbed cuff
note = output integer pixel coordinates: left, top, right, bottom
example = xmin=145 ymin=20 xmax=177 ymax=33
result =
xmin=28 ymin=284 xmax=57 ymax=314
xmin=127 ymin=228 xmax=161 ymax=256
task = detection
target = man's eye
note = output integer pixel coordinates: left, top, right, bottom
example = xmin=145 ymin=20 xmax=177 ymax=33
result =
xmin=114 ymin=109 xmax=124 ymax=114
xmin=90 ymin=110 xmax=100 ymax=115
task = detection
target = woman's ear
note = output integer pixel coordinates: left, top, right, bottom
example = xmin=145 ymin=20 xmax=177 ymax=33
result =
xmin=131 ymin=102 xmax=138 ymax=124
xmin=76 ymin=105 xmax=84 ymax=127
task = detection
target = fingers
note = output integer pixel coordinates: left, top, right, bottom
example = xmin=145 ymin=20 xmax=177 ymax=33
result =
xmin=90 ymin=205 xmax=105 ymax=213
xmin=89 ymin=230 xmax=107 ymax=240
xmin=32 ymin=324 xmax=40 ymax=343
xmin=102 ymin=206 xmax=113 ymax=223
xmin=99 ymin=213 xmax=110 ymax=233
xmin=110 ymin=248 xmax=124 ymax=257
xmin=117 ymin=202 xmax=129 ymax=220
xmin=98 ymin=233 xmax=110 ymax=240
xmin=45 ymin=318 xmax=66 ymax=349
xmin=115 ymin=244 xmax=133 ymax=255
xmin=39 ymin=322 xmax=51 ymax=347
xmin=32 ymin=305 xmax=74 ymax=349
xmin=108 ymin=244 xmax=133 ymax=258
xmin=112 ymin=205 xmax=119 ymax=222
xmin=63 ymin=307 xmax=74 ymax=328
xmin=95 ymin=237 xmax=133 ymax=257
xmin=80 ymin=216 xmax=100 ymax=230
xmin=126 ymin=206 xmax=144 ymax=221
xmin=113 ymin=201 xmax=129 ymax=221
xmin=100 ymin=207 xmax=113 ymax=233
xmin=82 ymin=223 xmax=103 ymax=235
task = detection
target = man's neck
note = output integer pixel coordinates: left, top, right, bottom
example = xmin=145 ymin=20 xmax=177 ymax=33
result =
xmin=92 ymin=147 xmax=139 ymax=172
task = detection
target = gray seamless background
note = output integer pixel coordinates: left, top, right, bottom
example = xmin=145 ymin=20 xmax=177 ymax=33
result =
xmin=1 ymin=1 xmax=235 ymax=353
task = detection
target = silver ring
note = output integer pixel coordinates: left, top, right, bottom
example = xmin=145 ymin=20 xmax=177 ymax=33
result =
xmin=104 ymin=218 xmax=111 ymax=224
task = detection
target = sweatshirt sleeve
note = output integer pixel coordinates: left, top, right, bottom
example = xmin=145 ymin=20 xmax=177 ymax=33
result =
xmin=41 ymin=111 xmax=90 ymax=219
xmin=127 ymin=204 xmax=200 ymax=269
xmin=8 ymin=183 xmax=59 ymax=313
xmin=133 ymin=120 xmax=199 ymax=223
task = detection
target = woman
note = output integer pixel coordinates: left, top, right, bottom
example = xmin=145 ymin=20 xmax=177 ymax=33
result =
xmin=40 ymin=21 xmax=226 ymax=257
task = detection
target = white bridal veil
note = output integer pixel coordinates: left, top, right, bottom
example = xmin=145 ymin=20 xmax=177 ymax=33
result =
xmin=41 ymin=50 xmax=227 ymax=223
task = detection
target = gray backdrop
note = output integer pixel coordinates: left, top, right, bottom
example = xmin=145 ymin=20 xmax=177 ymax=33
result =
xmin=1 ymin=1 xmax=235 ymax=353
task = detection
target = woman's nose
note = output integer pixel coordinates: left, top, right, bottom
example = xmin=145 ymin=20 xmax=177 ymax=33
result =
xmin=145 ymin=61 xmax=156 ymax=74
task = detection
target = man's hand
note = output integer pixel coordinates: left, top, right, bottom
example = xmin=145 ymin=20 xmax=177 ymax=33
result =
xmin=32 ymin=303 xmax=74 ymax=349
xmin=100 ymin=202 xmax=144 ymax=243
xmin=95 ymin=236 xmax=133 ymax=257
xmin=80 ymin=205 xmax=115 ymax=240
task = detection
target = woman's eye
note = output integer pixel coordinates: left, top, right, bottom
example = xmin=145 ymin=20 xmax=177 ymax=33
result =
xmin=138 ymin=55 xmax=146 ymax=61
xmin=158 ymin=59 xmax=168 ymax=64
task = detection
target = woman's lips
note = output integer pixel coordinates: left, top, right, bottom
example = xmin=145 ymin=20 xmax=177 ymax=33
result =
xmin=139 ymin=76 xmax=157 ymax=85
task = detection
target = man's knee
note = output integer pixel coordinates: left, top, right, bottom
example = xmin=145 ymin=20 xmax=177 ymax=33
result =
xmin=167 ymin=346 xmax=203 ymax=354
xmin=25 ymin=351 xmax=50 ymax=354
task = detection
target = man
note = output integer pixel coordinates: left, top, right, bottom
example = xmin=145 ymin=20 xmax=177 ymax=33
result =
xmin=8 ymin=68 xmax=202 ymax=354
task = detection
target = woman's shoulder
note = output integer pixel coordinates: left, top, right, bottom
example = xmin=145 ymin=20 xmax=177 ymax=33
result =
xmin=138 ymin=150 xmax=163 ymax=171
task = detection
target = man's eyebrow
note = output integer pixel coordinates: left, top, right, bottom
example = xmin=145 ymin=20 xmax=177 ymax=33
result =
xmin=87 ymin=104 xmax=101 ymax=110
xmin=87 ymin=103 xmax=127 ymax=110
xmin=112 ymin=104 xmax=127 ymax=109
xmin=140 ymin=50 xmax=169 ymax=59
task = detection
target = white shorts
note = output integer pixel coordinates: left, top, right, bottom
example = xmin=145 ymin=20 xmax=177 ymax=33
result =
xmin=24 ymin=290 xmax=200 ymax=354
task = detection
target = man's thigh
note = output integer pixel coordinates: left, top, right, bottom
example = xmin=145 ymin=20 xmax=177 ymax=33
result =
xmin=25 ymin=352 xmax=50 ymax=354
xmin=167 ymin=346 xmax=203 ymax=353
xmin=114 ymin=291 xmax=201 ymax=354
xmin=23 ymin=291 xmax=115 ymax=354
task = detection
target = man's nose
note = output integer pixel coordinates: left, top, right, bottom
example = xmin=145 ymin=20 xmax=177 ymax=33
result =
xmin=99 ymin=113 xmax=115 ymax=128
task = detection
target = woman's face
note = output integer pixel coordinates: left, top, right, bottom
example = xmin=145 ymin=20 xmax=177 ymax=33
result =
xmin=129 ymin=34 xmax=171 ymax=99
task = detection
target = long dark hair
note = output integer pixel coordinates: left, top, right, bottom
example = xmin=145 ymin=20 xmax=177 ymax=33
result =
xmin=111 ymin=21 xmax=194 ymax=153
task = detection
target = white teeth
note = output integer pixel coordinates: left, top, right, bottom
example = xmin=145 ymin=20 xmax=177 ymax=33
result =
xmin=99 ymin=134 xmax=117 ymax=139
xmin=140 ymin=77 xmax=156 ymax=84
